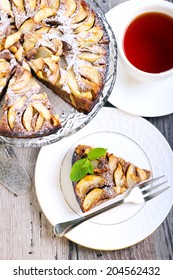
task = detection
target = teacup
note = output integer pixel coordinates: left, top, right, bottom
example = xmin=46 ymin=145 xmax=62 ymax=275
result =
xmin=117 ymin=0 xmax=173 ymax=82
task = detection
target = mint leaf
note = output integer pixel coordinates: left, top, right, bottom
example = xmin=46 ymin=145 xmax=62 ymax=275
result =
xmin=87 ymin=147 xmax=107 ymax=160
xmin=70 ymin=158 xmax=94 ymax=182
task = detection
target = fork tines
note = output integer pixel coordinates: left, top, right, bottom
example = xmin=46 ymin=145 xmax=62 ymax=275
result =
xmin=138 ymin=175 xmax=165 ymax=189
xmin=139 ymin=175 xmax=170 ymax=202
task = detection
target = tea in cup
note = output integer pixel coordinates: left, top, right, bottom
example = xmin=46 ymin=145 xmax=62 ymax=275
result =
xmin=117 ymin=0 xmax=173 ymax=82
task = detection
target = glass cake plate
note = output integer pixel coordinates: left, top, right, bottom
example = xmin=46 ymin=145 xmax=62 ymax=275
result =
xmin=0 ymin=0 xmax=117 ymax=148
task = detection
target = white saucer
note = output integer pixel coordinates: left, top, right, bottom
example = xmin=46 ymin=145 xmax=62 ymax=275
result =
xmin=106 ymin=0 xmax=173 ymax=117
xmin=35 ymin=108 xmax=173 ymax=250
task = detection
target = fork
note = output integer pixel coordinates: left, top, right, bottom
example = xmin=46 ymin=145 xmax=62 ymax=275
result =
xmin=54 ymin=175 xmax=170 ymax=237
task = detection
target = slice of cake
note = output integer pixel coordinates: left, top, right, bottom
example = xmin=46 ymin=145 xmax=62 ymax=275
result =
xmin=0 ymin=61 xmax=61 ymax=137
xmin=71 ymin=144 xmax=152 ymax=212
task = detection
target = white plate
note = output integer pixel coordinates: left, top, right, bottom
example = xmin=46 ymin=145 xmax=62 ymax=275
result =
xmin=106 ymin=0 xmax=173 ymax=117
xmin=35 ymin=108 xmax=173 ymax=250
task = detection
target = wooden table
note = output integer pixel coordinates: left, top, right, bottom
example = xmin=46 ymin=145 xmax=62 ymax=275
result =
xmin=0 ymin=0 xmax=173 ymax=260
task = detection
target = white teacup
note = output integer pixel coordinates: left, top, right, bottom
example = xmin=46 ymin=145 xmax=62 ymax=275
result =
xmin=117 ymin=0 xmax=173 ymax=82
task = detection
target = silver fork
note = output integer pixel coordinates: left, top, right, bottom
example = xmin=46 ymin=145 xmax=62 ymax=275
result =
xmin=54 ymin=176 xmax=170 ymax=237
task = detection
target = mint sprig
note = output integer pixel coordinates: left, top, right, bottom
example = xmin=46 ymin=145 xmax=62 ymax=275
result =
xmin=88 ymin=147 xmax=107 ymax=160
xmin=70 ymin=147 xmax=107 ymax=182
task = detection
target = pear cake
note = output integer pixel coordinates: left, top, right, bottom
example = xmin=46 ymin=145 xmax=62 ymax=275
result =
xmin=0 ymin=0 xmax=109 ymax=138
xmin=71 ymin=145 xmax=152 ymax=212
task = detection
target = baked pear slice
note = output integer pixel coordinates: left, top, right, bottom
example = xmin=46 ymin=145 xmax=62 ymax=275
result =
xmin=77 ymin=26 xmax=104 ymax=47
xmin=77 ymin=52 xmax=101 ymax=63
xmin=74 ymin=9 xmax=95 ymax=33
xmin=19 ymin=19 xmax=35 ymax=34
xmin=71 ymin=1 xmax=87 ymax=24
xmin=64 ymin=0 xmax=77 ymax=17
xmin=67 ymin=68 xmax=92 ymax=100
xmin=22 ymin=104 xmax=33 ymax=131
xmin=8 ymin=61 xmax=32 ymax=93
xmin=0 ymin=60 xmax=10 ymax=77
xmin=126 ymin=164 xmax=151 ymax=188
xmin=34 ymin=8 xmax=57 ymax=23
xmin=82 ymin=188 xmax=105 ymax=212
xmin=10 ymin=70 xmax=31 ymax=92
xmin=78 ymin=63 xmax=102 ymax=86
xmin=75 ymin=175 xmax=106 ymax=201
xmin=8 ymin=96 xmax=27 ymax=129
xmin=22 ymin=92 xmax=61 ymax=133
xmin=4 ymin=31 xmax=21 ymax=49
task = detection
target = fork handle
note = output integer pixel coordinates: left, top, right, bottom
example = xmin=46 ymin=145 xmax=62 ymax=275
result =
xmin=54 ymin=199 xmax=124 ymax=237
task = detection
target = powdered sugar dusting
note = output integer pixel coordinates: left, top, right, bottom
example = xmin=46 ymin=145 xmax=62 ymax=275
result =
xmin=12 ymin=5 xmax=27 ymax=28
xmin=0 ymin=13 xmax=11 ymax=38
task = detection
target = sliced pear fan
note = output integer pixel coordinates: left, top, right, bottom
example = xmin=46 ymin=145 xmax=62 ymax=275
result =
xmin=75 ymin=175 xmax=106 ymax=200
xmin=79 ymin=77 xmax=99 ymax=97
xmin=74 ymin=10 xmax=95 ymax=33
xmin=78 ymin=64 xmax=101 ymax=86
xmin=71 ymin=2 xmax=87 ymax=24
xmin=31 ymin=102 xmax=51 ymax=120
xmin=77 ymin=27 xmax=104 ymax=47
xmin=67 ymin=69 xmax=92 ymax=100
xmin=22 ymin=91 xmax=61 ymax=132
xmin=10 ymin=70 xmax=31 ymax=92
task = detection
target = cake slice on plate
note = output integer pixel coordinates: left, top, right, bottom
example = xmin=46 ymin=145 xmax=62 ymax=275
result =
xmin=70 ymin=144 xmax=152 ymax=212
